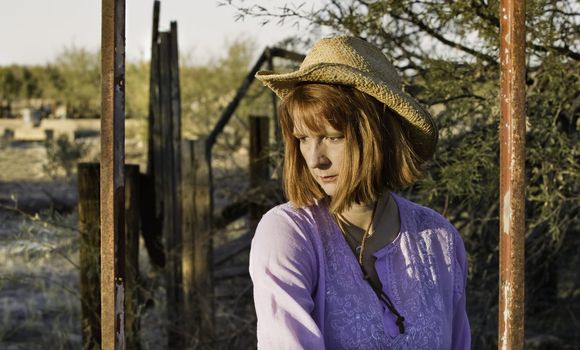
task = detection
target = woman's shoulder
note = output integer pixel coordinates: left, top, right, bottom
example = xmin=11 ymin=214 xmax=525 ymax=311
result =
xmin=254 ymin=201 xmax=325 ymax=245
xmin=394 ymin=193 xmax=460 ymax=238
xmin=251 ymin=201 xmax=324 ymax=278
xmin=261 ymin=200 xmax=328 ymax=227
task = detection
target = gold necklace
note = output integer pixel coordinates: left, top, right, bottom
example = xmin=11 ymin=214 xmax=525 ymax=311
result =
xmin=335 ymin=200 xmax=378 ymax=265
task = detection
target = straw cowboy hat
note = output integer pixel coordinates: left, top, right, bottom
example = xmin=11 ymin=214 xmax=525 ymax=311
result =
xmin=255 ymin=35 xmax=438 ymax=160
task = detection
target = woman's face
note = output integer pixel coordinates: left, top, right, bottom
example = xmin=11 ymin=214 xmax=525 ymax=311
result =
xmin=293 ymin=122 xmax=345 ymax=197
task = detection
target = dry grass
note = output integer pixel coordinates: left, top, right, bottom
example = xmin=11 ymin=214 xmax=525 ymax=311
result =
xmin=0 ymin=118 xmax=158 ymax=349
xmin=0 ymin=117 xmax=256 ymax=349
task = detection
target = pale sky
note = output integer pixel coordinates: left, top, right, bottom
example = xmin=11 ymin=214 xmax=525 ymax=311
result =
xmin=0 ymin=0 xmax=322 ymax=66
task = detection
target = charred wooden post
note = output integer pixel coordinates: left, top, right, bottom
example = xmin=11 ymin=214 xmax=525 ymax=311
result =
xmin=159 ymin=30 xmax=179 ymax=346
xmin=182 ymin=138 xmax=214 ymax=346
xmin=249 ymin=116 xmax=270 ymax=227
xmin=180 ymin=139 xmax=196 ymax=347
xmin=158 ymin=27 xmax=185 ymax=346
xmin=149 ymin=1 xmax=163 ymax=218
xmin=499 ymin=0 xmax=526 ymax=348
xmin=78 ymin=163 xmax=101 ymax=350
xmin=169 ymin=22 xmax=183 ymax=279
xmin=124 ymin=165 xmax=141 ymax=350
xmin=147 ymin=0 xmax=160 ymax=178
xmin=141 ymin=0 xmax=164 ymax=270
xmin=100 ymin=0 xmax=126 ymax=348
xmin=195 ymin=138 xmax=215 ymax=347
xmin=169 ymin=21 xmax=185 ymax=345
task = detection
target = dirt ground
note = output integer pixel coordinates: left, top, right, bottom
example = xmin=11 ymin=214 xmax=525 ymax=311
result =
xmin=0 ymin=118 xmax=256 ymax=349
xmin=3 ymin=119 xmax=576 ymax=349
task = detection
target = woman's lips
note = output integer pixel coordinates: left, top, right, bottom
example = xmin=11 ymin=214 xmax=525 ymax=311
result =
xmin=319 ymin=175 xmax=337 ymax=183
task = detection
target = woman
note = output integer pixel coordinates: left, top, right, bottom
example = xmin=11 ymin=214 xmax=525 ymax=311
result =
xmin=250 ymin=36 xmax=470 ymax=349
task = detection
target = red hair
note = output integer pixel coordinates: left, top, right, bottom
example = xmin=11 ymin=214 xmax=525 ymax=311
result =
xmin=279 ymin=83 xmax=424 ymax=214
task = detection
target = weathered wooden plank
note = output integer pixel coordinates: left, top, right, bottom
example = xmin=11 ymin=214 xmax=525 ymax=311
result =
xmin=147 ymin=0 xmax=160 ymax=177
xmin=192 ymin=137 xmax=214 ymax=346
xmin=124 ymin=165 xmax=141 ymax=350
xmin=78 ymin=163 xmax=101 ymax=350
xmin=143 ymin=2 xmax=164 ymax=268
xmin=180 ymin=139 xmax=196 ymax=347
xmin=148 ymin=1 xmax=164 ymax=221
xmin=158 ymin=30 xmax=184 ymax=348
xmin=249 ymin=116 xmax=270 ymax=227
xmin=169 ymin=25 xmax=184 ymax=343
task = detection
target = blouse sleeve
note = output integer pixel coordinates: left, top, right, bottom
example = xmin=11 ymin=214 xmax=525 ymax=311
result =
xmin=249 ymin=209 xmax=324 ymax=350
xmin=451 ymin=230 xmax=471 ymax=349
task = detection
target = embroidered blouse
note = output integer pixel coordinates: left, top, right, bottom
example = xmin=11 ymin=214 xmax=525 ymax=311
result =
xmin=249 ymin=193 xmax=471 ymax=349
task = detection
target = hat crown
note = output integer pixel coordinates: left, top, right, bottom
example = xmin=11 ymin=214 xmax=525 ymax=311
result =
xmin=300 ymin=36 xmax=402 ymax=89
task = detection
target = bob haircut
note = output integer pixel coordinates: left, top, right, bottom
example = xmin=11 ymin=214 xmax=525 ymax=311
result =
xmin=279 ymin=83 xmax=425 ymax=214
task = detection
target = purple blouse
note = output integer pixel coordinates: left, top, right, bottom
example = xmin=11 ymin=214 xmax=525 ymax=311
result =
xmin=250 ymin=193 xmax=470 ymax=349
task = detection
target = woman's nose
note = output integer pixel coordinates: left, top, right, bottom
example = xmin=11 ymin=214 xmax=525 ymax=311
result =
xmin=304 ymin=143 xmax=329 ymax=169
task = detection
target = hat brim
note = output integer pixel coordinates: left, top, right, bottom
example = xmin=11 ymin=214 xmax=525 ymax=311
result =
xmin=256 ymin=63 xmax=438 ymax=161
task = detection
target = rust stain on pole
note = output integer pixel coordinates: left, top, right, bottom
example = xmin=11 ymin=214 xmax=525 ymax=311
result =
xmin=101 ymin=0 xmax=126 ymax=349
xmin=499 ymin=0 xmax=526 ymax=349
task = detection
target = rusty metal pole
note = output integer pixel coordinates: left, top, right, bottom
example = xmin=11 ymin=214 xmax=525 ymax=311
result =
xmin=101 ymin=0 xmax=126 ymax=349
xmin=499 ymin=0 xmax=526 ymax=349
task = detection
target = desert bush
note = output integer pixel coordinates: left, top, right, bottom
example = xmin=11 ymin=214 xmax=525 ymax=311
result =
xmin=43 ymin=134 xmax=89 ymax=179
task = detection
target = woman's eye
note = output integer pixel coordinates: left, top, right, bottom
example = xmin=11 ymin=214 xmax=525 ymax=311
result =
xmin=325 ymin=136 xmax=343 ymax=142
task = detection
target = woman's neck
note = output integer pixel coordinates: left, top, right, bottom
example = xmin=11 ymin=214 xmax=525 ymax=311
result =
xmin=339 ymin=193 xmax=390 ymax=231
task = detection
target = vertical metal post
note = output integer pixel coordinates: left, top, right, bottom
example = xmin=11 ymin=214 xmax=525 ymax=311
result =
xmin=101 ymin=0 xmax=126 ymax=349
xmin=499 ymin=0 xmax=526 ymax=349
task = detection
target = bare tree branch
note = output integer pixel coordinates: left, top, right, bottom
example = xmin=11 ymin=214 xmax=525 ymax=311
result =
xmin=395 ymin=9 xmax=498 ymax=65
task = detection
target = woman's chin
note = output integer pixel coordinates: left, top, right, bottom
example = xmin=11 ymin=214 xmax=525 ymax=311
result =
xmin=320 ymin=184 xmax=337 ymax=197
